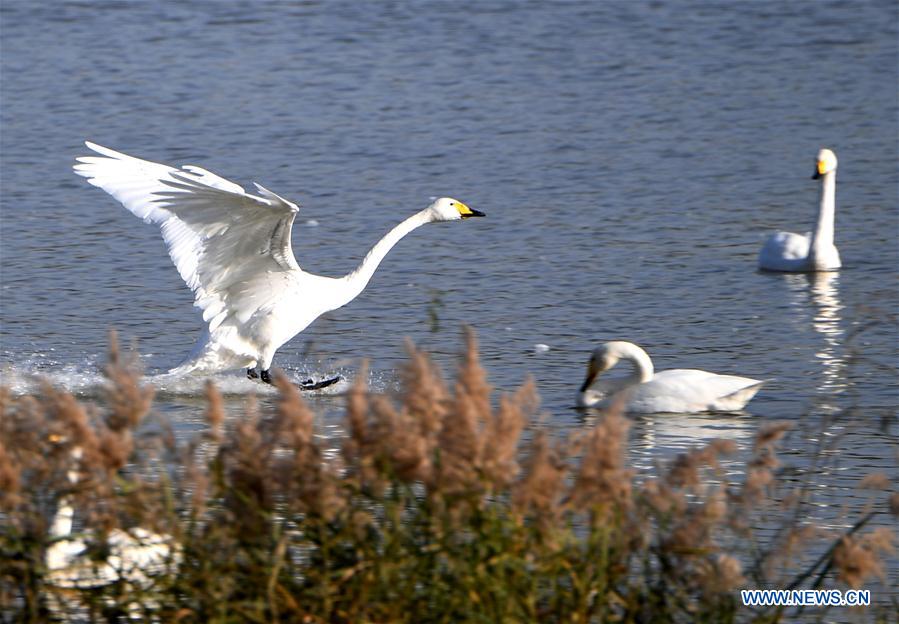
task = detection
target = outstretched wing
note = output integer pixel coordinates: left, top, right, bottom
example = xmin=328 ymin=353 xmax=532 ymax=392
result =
xmin=74 ymin=142 xmax=302 ymax=331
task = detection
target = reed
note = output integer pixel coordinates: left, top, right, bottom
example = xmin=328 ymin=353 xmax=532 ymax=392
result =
xmin=1 ymin=331 xmax=895 ymax=623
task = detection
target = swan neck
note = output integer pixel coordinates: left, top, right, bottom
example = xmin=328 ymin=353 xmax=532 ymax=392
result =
xmin=50 ymin=496 xmax=74 ymax=538
xmin=49 ymin=459 xmax=81 ymax=539
xmin=340 ymin=210 xmax=433 ymax=306
xmin=620 ymin=343 xmax=654 ymax=383
xmin=811 ymin=171 xmax=836 ymax=252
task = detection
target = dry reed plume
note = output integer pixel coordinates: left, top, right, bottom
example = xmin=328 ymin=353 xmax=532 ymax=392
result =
xmin=1 ymin=330 xmax=896 ymax=623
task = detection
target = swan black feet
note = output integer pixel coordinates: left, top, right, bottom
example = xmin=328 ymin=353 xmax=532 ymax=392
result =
xmin=247 ymin=368 xmax=273 ymax=384
xmin=248 ymin=367 xmax=339 ymax=390
xmin=299 ymin=376 xmax=341 ymax=391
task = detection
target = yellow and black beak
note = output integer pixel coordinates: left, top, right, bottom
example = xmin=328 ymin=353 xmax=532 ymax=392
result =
xmin=457 ymin=202 xmax=486 ymax=219
xmin=812 ymin=160 xmax=826 ymax=180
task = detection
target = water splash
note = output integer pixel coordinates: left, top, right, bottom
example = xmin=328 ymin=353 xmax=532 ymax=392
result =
xmin=0 ymin=355 xmax=393 ymax=399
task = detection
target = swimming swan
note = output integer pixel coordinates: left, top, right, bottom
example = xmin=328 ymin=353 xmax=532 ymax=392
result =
xmin=45 ymin=448 xmax=180 ymax=590
xmin=758 ymin=148 xmax=841 ymax=272
xmin=576 ymin=341 xmax=764 ymax=413
xmin=74 ymin=142 xmax=484 ymax=383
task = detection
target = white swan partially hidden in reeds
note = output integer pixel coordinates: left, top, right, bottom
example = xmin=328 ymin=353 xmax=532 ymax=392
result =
xmin=74 ymin=142 xmax=484 ymax=384
xmin=758 ymin=148 xmax=841 ymax=272
xmin=576 ymin=341 xmax=764 ymax=413
xmin=45 ymin=448 xmax=181 ymax=590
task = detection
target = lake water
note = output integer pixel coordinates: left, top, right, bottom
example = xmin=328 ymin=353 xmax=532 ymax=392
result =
xmin=1 ymin=0 xmax=896 ymax=603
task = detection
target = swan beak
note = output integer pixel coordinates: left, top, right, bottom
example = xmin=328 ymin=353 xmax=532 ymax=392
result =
xmin=578 ymin=367 xmax=598 ymax=393
xmin=455 ymin=201 xmax=485 ymax=219
xmin=812 ymin=160 xmax=826 ymax=179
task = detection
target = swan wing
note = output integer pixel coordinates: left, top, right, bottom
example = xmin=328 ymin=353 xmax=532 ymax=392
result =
xmin=759 ymin=231 xmax=810 ymax=270
xmin=628 ymin=369 xmax=763 ymax=413
xmin=74 ymin=142 xmax=302 ymax=330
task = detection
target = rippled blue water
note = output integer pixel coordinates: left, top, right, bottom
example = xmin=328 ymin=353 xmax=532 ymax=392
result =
xmin=1 ymin=0 xmax=896 ymax=595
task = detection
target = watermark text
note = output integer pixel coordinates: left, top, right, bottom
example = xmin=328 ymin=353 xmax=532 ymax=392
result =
xmin=741 ymin=589 xmax=870 ymax=607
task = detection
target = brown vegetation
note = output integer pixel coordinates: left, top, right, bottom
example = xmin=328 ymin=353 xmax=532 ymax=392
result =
xmin=1 ymin=330 xmax=896 ymax=622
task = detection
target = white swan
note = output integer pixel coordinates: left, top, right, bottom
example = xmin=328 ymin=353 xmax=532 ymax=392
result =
xmin=74 ymin=142 xmax=484 ymax=383
xmin=758 ymin=148 xmax=841 ymax=272
xmin=45 ymin=448 xmax=180 ymax=590
xmin=576 ymin=341 xmax=765 ymax=413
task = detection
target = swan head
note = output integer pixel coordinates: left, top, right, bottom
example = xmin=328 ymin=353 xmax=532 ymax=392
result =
xmin=813 ymin=148 xmax=837 ymax=179
xmin=427 ymin=197 xmax=485 ymax=222
xmin=576 ymin=344 xmax=625 ymax=408
xmin=577 ymin=341 xmax=654 ymax=401
xmin=578 ymin=343 xmax=621 ymax=394
xmin=48 ymin=433 xmax=84 ymax=484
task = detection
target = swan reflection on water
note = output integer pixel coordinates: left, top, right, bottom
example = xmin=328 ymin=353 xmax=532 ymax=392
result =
xmin=785 ymin=271 xmax=847 ymax=398
xmin=576 ymin=407 xmax=755 ymax=472
xmin=631 ymin=412 xmax=755 ymax=470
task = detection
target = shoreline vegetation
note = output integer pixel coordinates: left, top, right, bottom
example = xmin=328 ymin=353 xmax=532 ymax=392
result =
xmin=1 ymin=331 xmax=895 ymax=623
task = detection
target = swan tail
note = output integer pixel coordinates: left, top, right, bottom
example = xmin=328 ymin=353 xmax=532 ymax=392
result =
xmin=168 ymin=349 xmax=249 ymax=376
xmin=712 ymin=380 xmax=766 ymax=411
xmin=167 ymin=327 xmax=256 ymax=375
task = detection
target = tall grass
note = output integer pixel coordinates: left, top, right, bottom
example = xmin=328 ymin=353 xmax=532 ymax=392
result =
xmin=1 ymin=330 xmax=895 ymax=623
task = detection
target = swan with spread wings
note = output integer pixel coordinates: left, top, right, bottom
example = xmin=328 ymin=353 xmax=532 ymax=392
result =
xmin=74 ymin=142 xmax=484 ymax=384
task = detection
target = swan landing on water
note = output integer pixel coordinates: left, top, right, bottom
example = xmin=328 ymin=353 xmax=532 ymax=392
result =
xmin=74 ymin=142 xmax=484 ymax=384
xmin=758 ymin=148 xmax=841 ymax=272
xmin=576 ymin=341 xmax=764 ymax=413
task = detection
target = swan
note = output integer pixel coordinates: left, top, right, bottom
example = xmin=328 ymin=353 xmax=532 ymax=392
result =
xmin=576 ymin=341 xmax=765 ymax=413
xmin=758 ymin=148 xmax=841 ymax=272
xmin=45 ymin=448 xmax=180 ymax=591
xmin=74 ymin=142 xmax=484 ymax=384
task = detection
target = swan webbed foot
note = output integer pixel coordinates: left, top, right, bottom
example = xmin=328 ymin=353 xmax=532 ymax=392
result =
xmin=251 ymin=368 xmax=339 ymax=389
xmin=299 ymin=376 xmax=341 ymax=391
